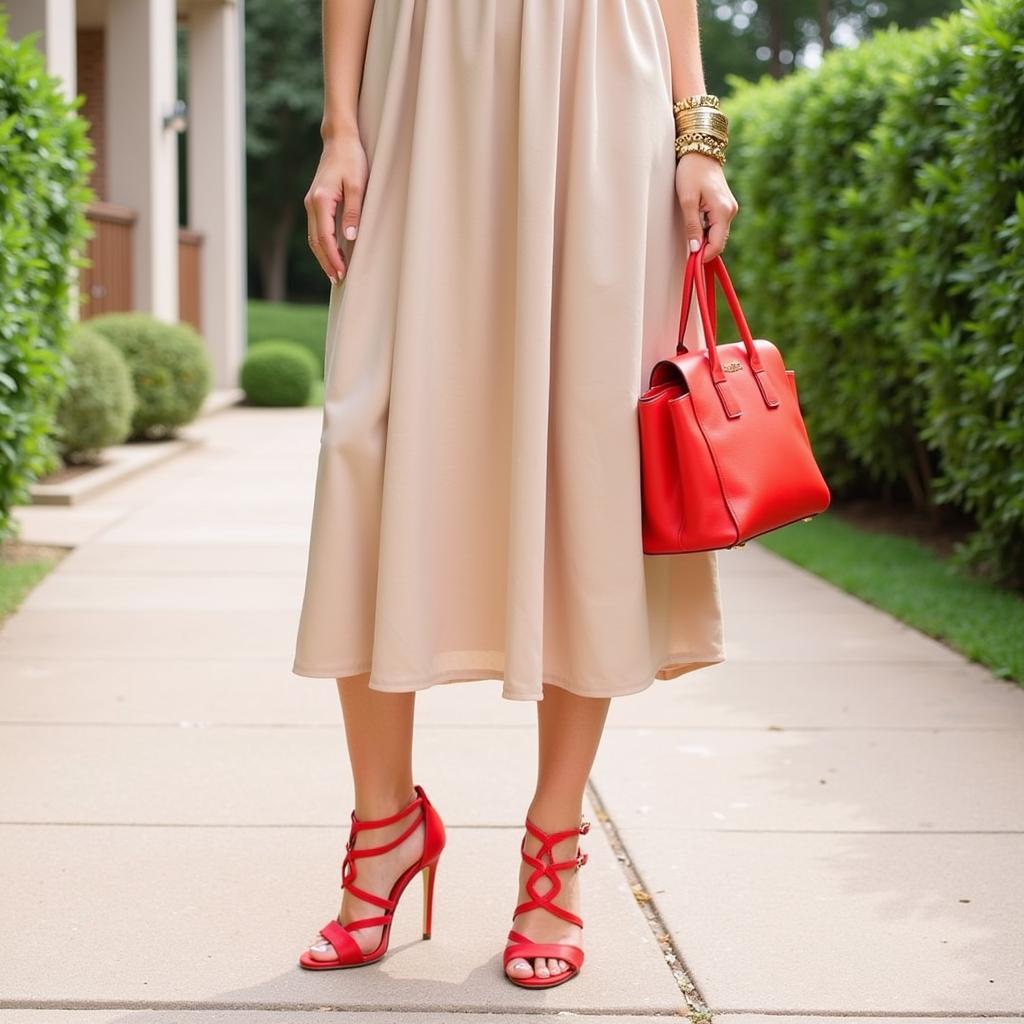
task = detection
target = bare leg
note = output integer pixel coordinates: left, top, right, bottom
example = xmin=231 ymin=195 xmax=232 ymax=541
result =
xmin=307 ymin=672 xmax=425 ymax=960
xmin=505 ymin=682 xmax=611 ymax=982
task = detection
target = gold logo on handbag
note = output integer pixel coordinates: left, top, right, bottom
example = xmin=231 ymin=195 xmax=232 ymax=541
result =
xmin=722 ymin=360 xmax=743 ymax=372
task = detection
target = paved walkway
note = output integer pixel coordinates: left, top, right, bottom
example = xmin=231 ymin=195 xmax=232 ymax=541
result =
xmin=2 ymin=406 xmax=1022 ymax=1024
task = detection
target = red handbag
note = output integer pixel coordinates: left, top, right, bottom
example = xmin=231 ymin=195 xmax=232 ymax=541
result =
xmin=638 ymin=236 xmax=831 ymax=554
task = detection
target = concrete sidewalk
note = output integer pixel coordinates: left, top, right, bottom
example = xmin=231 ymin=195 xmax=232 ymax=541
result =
xmin=1 ymin=406 xmax=1021 ymax=1024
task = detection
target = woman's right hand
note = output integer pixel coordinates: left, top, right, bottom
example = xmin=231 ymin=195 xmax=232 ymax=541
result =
xmin=303 ymin=129 xmax=368 ymax=284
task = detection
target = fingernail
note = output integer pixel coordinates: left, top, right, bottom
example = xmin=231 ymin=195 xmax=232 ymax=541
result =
xmin=344 ymin=225 xmax=358 ymax=240
xmin=689 ymin=238 xmax=701 ymax=252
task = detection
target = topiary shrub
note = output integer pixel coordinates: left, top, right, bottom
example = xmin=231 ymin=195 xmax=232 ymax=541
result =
xmin=0 ymin=11 xmax=94 ymax=538
xmin=56 ymin=323 xmax=136 ymax=463
xmin=239 ymin=340 xmax=318 ymax=407
xmin=85 ymin=313 xmax=212 ymax=439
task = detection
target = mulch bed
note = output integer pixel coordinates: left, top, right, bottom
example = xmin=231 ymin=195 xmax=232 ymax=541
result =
xmin=832 ymin=497 xmax=975 ymax=561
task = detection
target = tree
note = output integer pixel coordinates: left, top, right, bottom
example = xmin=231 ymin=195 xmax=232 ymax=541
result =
xmin=245 ymin=0 xmax=324 ymax=301
xmin=697 ymin=0 xmax=962 ymax=91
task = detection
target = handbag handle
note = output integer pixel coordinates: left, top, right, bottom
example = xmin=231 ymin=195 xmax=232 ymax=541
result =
xmin=676 ymin=244 xmax=717 ymax=354
xmin=689 ymin=236 xmax=780 ymax=415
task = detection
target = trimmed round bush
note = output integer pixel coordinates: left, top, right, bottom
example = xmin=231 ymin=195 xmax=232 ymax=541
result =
xmin=56 ymin=324 xmax=136 ymax=463
xmin=85 ymin=313 xmax=213 ymax=439
xmin=240 ymin=340 xmax=318 ymax=407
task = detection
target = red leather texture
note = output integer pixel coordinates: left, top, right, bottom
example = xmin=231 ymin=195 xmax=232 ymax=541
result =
xmin=638 ymin=238 xmax=831 ymax=554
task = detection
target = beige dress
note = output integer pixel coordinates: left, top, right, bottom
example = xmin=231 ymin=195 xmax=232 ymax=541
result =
xmin=292 ymin=0 xmax=725 ymax=701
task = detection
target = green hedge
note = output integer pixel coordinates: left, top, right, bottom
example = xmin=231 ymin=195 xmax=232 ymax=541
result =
xmin=723 ymin=0 xmax=1024 ymax=585
xmin=0 ymin=13 xmax=94 ymax=539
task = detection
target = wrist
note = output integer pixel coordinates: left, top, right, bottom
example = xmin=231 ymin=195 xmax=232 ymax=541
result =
xmin=321 ymin=116 xmax=360 ymax=145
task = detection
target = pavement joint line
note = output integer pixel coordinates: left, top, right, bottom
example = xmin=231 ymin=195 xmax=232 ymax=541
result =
xmin=0 ymin=1005 xmax=1021 ymax=1020
xmin=0 ymin=655 xmax=977 ymax=666
xmin=5 ymin=822 xmax=1024 ymax=835
xmin=708 ymin=1011 xmax=1024 ymax=1018
xmin=34 ymin=572 xmax=310 ymax=579
xmin=0 ymin=1000 xmax=699 ymax=1016
xmin=584 ymin=777 xmax=708 ymax=1019
xmin=3 ymin=722 xmax=1023 ymax=734
xmin=0 ymin=821 xmax=592 ymax=829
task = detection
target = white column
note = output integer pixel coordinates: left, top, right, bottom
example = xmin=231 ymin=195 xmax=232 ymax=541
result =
xmin=187 ymin=0 xmax=246 ymax=388
xmin=105 ymin=0 xmax=179 ymax=320
xmin=4 ymin=0 xmax=77 ymax=100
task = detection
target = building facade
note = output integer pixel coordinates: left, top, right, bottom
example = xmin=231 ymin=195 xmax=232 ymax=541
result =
xmin=5 ymin=0 xmax=246 ymax=388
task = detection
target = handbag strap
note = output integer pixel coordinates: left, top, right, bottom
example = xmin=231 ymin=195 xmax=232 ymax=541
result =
xmin=690 ymin=236 xmax=780 ymax=414
xmin=676 ymin=245 xmax=717 ymax=354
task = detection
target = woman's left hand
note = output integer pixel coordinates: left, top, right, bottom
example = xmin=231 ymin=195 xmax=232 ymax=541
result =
xmin=675 ymin=152 xmax=739 ymax=262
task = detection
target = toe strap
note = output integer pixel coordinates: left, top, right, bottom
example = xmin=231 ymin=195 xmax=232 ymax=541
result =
xmin=319 ymin=919 xmax=363 ymax=964
xmin=504 ymin=930 xmax=584 ymax=971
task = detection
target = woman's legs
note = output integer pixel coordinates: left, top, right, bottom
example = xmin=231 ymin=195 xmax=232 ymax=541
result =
xmin=505 ymin=683 xmax=611 ymax=982
xmin=307 ymin=672 xmax=424 ymax=961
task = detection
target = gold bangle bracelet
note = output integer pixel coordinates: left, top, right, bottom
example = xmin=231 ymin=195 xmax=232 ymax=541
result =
xmin=675 ymin=132 xmax=728 ymax=149
xmin=675 ymin=110 xmax=729 ymax=136
xmin=676 ymin=144 xmax=727 ymax=165
xmin=675 ymin=123 xmax=729 ymax=144
xmin=673 ymin=95 xmax=721 ymax=112
xmin=675 ymin=134 xmax=728 ymax=164
xmin=672 ymin=95 xmax=728 ymax=164
xmin=676 ymin=114 xmax=728 ymax=135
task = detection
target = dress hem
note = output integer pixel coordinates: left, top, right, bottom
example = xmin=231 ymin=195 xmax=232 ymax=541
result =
xmin=290 ymin=649 xmax=727 ymax=702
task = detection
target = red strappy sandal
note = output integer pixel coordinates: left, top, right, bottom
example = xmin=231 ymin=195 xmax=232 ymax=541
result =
xmin=299 ymin=783 xmax=446 ymax=970
xmin=502 ymin=815 xmax=591 ymax=989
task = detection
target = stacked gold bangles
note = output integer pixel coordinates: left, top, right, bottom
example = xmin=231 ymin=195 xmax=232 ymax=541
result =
xmin=674 ymin=94 xmax=729 ymax=165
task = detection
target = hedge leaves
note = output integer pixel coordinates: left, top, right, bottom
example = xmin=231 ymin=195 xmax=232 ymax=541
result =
xmin=724 ymin=0 xmax=1024 ymax=585
xmin=0 ymin=13 xmax=94 ymax=539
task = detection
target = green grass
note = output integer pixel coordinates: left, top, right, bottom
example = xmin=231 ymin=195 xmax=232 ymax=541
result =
xmin=247 ymin=298 xmax=329 ymax=377
xmin=756 ymin=512 xmax=1024 ymax=684
xmin=0 ymin=545 xmax=65 ymax=622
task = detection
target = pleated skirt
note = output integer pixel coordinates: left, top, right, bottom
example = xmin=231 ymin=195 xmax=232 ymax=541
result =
xmin=292 ymin=0 xmax=726 ymax=701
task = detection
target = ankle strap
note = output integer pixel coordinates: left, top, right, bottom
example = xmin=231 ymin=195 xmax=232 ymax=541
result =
xmin=512 ymin=816 xmax=591 ymax=929
xmin=349 ymin=787 xmax=423 ymax=833
xmin=341 ymin=786 xmax=427 ymax=911
xmin=524 ymin=815 xmax=590 ymax=847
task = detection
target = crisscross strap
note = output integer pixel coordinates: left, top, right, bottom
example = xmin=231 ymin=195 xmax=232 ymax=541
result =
xmin=511 ymin=816 xmax=590 ymax=929
xmin=341 ymin=791 xmax=425 ymax=914
xmin=504 ymin=929 xmax=585 ymax=972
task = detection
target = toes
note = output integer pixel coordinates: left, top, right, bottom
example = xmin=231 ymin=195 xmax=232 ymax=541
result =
xmin=506 ymin=957 xmax=533 ymax=977
xmin=504 ymin=953 xmax=572 ymax=980
xmin=308 ymin=938 xmax=335 ymax=961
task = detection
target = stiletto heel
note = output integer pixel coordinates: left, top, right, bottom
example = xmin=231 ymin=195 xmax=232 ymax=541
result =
xmin=421 ymin=860 xmax=437 ymax=939
xmin=502 ymin=815 xmax=590 ymax=989
xmin=299 ymin=783 xmax=446 ymax=970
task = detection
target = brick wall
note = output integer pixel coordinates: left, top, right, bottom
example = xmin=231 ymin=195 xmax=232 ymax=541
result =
xmin=75 ymin=27 xmax=106 ymax=201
